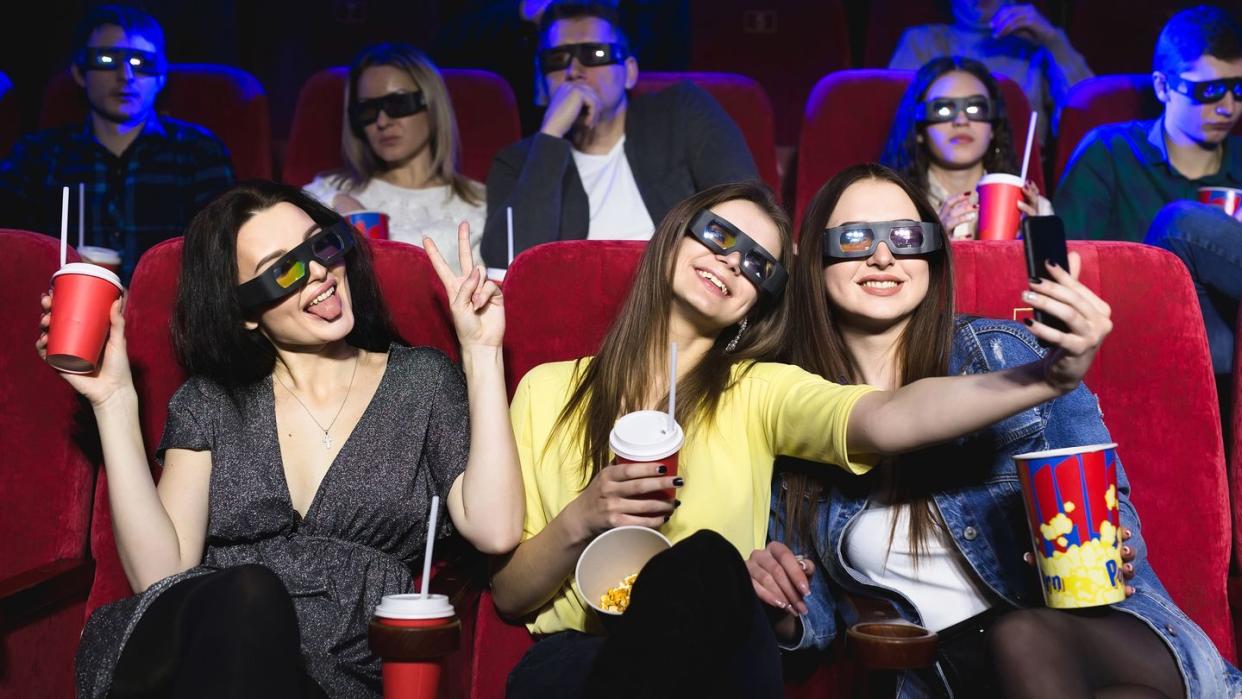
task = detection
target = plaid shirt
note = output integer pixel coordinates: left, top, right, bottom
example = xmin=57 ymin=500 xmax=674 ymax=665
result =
xmin=0 ymin=115 xmax=235 ymax=281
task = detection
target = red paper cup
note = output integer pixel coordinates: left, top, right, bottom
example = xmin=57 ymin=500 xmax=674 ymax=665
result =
xmin=346 ymin=210 xmax=390 ymax=240
xmin=976 ymin=173 xmax=1025 ymax=240
xmin=1014 ymin=443 xmax=1125 ymax=609
xmin=373 ymin=594 xmax=456 ymax=699
xmin=1198 ymin=187 xmax=1242 ymax=220
xmin=46 ymin=263 xmax=123 ymax=374
xmin=611 ymin=410 xmax=684 ymax=501
xmin=77 ymin=246 xmax=122 ymax=277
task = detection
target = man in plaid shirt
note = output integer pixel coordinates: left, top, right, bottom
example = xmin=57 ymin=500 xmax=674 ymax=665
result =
xmin=0 ymin=5 xmax=234 ymax=283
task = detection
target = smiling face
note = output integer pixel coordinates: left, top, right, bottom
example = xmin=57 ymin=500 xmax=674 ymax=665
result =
xmin=822 ymin=179 xmax=931 ymax=332
xmin=356 ymin=64 xmax=432 ymax=166
xmin=921 ymin=70 xmax=994 ymax=169
xmin=73 ymin=24 xmax=164 ymax=125
xmin=235 ymin=203 xmax=355 ymax=346
xmin=1160 ymin=54 xmax=1242 ymax=147
xmin=670 ymin=199 xmax=782 ymax=332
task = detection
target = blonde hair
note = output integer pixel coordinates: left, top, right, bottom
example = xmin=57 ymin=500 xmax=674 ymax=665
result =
xmin=330 ymin=42 xmax=482 ymax=206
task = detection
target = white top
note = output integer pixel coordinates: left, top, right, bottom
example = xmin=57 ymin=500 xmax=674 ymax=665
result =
xmin=845 ymin=501 xmax=992 ymax=631
xmin=304 ymin=176 xmax=485 ymax=275
xmin=571 ymin=137 xmax=656 ymax=241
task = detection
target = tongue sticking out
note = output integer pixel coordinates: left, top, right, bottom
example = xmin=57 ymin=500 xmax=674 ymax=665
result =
xmin=306 ymin=291 xmax=342 ymax=321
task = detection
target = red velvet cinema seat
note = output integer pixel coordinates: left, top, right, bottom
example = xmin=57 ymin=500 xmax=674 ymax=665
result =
xmin=795 ymin=69 xmax=1044 ymax=229
xmin=281 ymin=67 xmax=520 ymax=187
xmin=469 ymin=239 xmax=1234 ymax=698
xmin=39 ymin=64 xmax=273 ymax=180
xmin=87 ymin=237 xmax=472 ymax=696
xmin=0 ymin=233 xmax=93 ymax=699
xmin=1053 ymin=74 xmax=1242 ymax=191
xmin=633 ymin=72 xmax=780 ymax=194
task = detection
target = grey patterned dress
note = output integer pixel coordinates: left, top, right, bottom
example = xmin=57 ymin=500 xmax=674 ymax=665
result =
xmin=75 ymin=344 xmax=468 ymax=697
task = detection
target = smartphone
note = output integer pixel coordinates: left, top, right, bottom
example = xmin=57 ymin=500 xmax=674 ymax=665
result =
xmin=1021 ymin=215 xmax=1070 ymax=333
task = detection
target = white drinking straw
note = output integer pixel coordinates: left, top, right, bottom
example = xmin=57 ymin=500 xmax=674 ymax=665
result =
xmin=78 ymin=182 xmax=85 ymax=249
xmin=506 ymin=206 xmax=515 ymax=266
xmin=1019 ymin=111 xmax=1038 ymax=185
xmin=59 ymin=186 xmax=68 ymax=267
xmin=666 ymin=342 xmax=677 ymax=433
xmin=419 ymin=495 xmax=440 ymax=598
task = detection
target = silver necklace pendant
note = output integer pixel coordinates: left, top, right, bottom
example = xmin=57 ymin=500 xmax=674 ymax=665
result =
xmin=322 ymin=432 xmax=333 ymax=450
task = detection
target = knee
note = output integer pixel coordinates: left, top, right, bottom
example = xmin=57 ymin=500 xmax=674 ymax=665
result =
xmin=1145 ymin=201 xmax=1230 ymax=248
xmin=986 ymin=609 xmax=1059 ymax=670
xmin=215 ymin=564 xmax=293 ymax=617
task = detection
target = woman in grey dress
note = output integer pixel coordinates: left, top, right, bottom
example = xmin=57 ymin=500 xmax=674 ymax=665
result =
xmin=36 ymin=181 xmax=523 ymax=697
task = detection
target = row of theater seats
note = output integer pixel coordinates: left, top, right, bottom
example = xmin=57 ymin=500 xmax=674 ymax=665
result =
xmin=29 ymin=63 xmax=1242 ymax=215
xmin=3 ymin=228 xmax=1239 ymax=697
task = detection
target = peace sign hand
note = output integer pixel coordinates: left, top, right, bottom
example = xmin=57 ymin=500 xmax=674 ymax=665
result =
xmin=424 ymin=221 xmax=505 ymax=349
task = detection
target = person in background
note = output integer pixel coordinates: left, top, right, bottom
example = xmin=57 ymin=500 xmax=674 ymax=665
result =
xmin=304 ymin=42 xmax=485 ymax=274
xmin=881 ymin=55 xmax=1051 ymax=239
xmin=1056 ymin=5 xmax=1242 ymax=379
xmin=889 ymin=0 xmax=1092 ymax=145
xmin=0 ymin=4 xmax=233 ymax=283
xmin=480 ymin=1 xmax=756 ymax=268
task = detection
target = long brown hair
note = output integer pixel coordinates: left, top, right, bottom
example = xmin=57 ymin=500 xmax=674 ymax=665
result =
xmin=552 ymin=181 xmax=794 ymax=485
xmin=329 ymin=42 xmax=482 ymax=207
xmin=781 ymin=163 xmax=955 ymax=557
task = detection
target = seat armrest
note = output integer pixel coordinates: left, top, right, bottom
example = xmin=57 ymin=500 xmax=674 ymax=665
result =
xmin=0 ymin=558 xmax=95 ymax=629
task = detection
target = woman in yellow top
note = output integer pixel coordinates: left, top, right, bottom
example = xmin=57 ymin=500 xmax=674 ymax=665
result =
xmin=492 ymin=181 xmax=1111 ymax=698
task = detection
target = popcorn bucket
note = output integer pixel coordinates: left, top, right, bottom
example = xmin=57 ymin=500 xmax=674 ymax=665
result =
xmin=1014 ymin=444 xmax=1125 ymax=609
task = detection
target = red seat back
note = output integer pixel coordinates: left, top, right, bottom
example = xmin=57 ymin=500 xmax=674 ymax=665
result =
xmin=0 ymin=231 xmax=92 ymax=698
xmin=39 ymin=64 xmax=272 ymax=180
xmin=795 ymin=69 xmax=1044 ymax=228
xmin=687 ymin=0 xmax=851 ymax=146
xmin=281 ymin=68 xmax=519 ymax=187
xmin=633 ymin=72 xmax=780 ymax=194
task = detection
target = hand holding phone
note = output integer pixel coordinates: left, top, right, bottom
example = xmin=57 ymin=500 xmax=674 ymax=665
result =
xmin=1022 ymin=215 xmax=1070 ymax=333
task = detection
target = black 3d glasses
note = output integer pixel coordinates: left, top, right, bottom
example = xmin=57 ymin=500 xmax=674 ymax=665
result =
xmin=236 ymin=221 xmax=356 ymax=308
xmin=918 ymin=96 xmax=994 ymax=124
xmin=687 ymin=210 xmax=788 ymax=297
xmin=79 ymin=47 xmax=165 ymax=76
xmin=823 ymin=220 xmax=944 ymax=259
xmin=539 ymin=42 xmax=628 ymax=74
xmin=1165 ymin=75 xmax=1242 ymax=105
xmin=349 ymin=91 xmax=427 ymax=130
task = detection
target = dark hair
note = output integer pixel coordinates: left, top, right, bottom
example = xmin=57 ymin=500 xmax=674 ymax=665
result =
xmin=781 ymin=163 xmax=955 ymax=557
xmin=879 ymin=56 xmax=1019 ymax=193
xmin=538 ymin=1 xmax=630 ymax=52
xmin=1154 ymin=5 xmax=1242 ymax=76
xmin=172 ymin=181 xmax=401 ymax=388
xmin=72 ymin=4 xmax=166 ymax=57
xmin=551 ymin=181 xmax=793 ymax=484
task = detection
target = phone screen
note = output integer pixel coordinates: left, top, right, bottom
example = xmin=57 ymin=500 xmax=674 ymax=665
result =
xmin=1022 ymin=216 xmax=1069 ymax=332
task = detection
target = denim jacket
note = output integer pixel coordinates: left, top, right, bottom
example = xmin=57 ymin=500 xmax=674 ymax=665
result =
xmin=771 ymin=317 xmax=1240 ymax=698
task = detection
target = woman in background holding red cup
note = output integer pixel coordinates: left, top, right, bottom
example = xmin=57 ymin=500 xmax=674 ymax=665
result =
xmin=881 ymin=56 xmax=1051 ymax=241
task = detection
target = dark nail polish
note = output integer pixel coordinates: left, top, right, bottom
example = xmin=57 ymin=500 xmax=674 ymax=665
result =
xmin=663 ymin=514 xmax=670 ymax=522
xmin=674 ymin=499 xmax=682 ymax=508
xmin=1029 ymin=277 xmax=1042 ymax=284
xmin=1023 ymin=318 xmax=1033 ymax=326
xmin=657 ymin=465 xmax=667 ymax=475
xmin=673 ymin=477 xmax=684 ymax=487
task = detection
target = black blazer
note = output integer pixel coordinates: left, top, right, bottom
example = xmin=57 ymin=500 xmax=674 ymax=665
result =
xmin=481 ymin=82 xmax=759 ymax=267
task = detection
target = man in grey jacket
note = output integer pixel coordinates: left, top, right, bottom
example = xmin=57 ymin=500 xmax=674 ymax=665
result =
xmin=481 ymin=1 xmax=758 ymax=268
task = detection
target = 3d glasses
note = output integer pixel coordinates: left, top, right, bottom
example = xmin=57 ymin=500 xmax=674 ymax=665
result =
xmin=539 ymin=42 xmax=628 ymax=74
xmin=236 ymin=221 xmax=356 ymax=308
xmin=1165 ymin=75 xmax=1242 ymax=105
xmin=686 ymin=210 xmax=788 ymax=297
xmin=349 ymin=91 xmax=427 ymax=130
xmin=79 ymin=47 xmax=165 ymax=76
xmin=918 ymin=96 xmax=995 ymax=123
xmin=823 ymin=220 xmax=944 ymax=259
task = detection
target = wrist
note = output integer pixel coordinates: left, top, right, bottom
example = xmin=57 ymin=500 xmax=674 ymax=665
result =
xmin=460 ymin=344 xmax=504 ymax=374
xmin=92 ymin=384 xmax=139 ymax=413
xmin=559 ymin=497 xmax=596 ymax=547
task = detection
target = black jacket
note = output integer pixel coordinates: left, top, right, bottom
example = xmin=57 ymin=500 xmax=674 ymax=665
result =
xmin=481 ymin=82 xmax=758 ymax=267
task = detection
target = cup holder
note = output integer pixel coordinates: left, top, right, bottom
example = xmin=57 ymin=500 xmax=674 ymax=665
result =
xmin=846 ymin=622 xmax=939 ymax=670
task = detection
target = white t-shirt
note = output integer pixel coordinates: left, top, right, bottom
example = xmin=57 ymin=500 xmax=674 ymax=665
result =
xmin=304 ymin=176 xmax=485 ymax=274
xmin=571 ymin=137 xmax=655 ymax=241
xmin=845 ymin=500 xmax=993 ymax=631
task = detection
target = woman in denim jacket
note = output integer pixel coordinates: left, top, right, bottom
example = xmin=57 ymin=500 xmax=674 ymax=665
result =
xmin=749 ymin=163 xmax=1240 ymax=698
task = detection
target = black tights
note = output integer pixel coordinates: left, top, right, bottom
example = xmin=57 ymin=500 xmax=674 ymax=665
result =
xmin=110 ymin=564 xmax=327 ymax=699
xmin=987 ymin=607 xmax=1184 ymax=699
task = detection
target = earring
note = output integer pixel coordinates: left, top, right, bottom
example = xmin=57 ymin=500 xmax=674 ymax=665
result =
xmin=726 ymin=317 xmax=749 ymax=353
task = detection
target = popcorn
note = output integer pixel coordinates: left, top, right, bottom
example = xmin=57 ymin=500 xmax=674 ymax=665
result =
xmin=600 ymin=573 xmax=638 ymax=613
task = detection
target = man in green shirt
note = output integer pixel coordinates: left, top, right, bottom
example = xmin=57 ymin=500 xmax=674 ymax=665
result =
xmin=1055 ymin=5 xmax=1242 ymax=377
